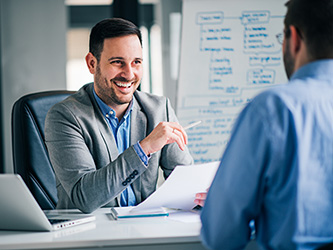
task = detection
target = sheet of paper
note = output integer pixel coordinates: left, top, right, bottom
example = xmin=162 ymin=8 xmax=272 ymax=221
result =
xmin=131 ymin=161 xmax=220 ymax=212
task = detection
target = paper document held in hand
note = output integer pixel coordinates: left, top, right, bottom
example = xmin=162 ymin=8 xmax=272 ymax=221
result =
xmin=131 ymin=161 xmax=220 ymax=213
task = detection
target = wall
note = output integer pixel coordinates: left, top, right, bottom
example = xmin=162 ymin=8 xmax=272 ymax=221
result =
xmin=0 ymin=0 xmax=67 ymax=173
xmin=0 ymin=0 xmax=182 ymax=173
xmin=156 ymin=0 xmax=182 ymax=107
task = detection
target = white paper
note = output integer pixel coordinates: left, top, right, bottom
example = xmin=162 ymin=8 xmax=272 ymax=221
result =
xmin=168 ymin=210 xmax=201 ymax=223
xmin=131 ymin=161 xmax=220 ymax=212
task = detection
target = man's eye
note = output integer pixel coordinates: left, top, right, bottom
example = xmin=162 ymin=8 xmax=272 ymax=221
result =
xmin=111 ymin=60 xmax=123 ymax=64
xmin=134 ymin=60 xmax=142 ymax=65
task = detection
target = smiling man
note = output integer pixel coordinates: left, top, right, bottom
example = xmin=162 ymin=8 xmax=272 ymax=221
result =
xmin=45 ymin=18 xmax=193 ymax=213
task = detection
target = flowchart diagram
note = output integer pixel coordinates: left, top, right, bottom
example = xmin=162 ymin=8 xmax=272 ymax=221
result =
xmin=177 ymin=0 xmax=287 ymax=163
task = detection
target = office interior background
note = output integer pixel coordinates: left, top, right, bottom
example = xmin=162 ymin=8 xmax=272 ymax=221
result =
xmin=0 ymin=0 xmax=183 ymax=174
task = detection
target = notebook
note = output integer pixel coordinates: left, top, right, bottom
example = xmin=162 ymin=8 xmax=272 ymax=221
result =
xmin=0 ymin=174 xmax=95 ymax=231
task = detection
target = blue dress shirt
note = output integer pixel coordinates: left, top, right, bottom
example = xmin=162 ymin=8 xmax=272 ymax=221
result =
xmin=93 ymin=90 xmax=149 ymax=206
xmin=201 ymin=60 xmax=333 ymax=250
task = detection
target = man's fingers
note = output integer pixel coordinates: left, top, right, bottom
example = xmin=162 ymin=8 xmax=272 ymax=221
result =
xmin=140 ymin=122 xmax=188 ymax=155
xmin=195 ymin=192 xmax=207 ymax=199
xmin=171 ymin=129 xmax=186 ymax=150
xmin=194 ymin=192 xmax=208 ymax=207
xmin=171 ymin=125 xmax=188 ymax=145
xmin=194 ymin=199 xmax=205 ymax=207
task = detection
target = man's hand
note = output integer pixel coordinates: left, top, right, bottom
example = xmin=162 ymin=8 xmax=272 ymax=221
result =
xmin=140 ymin=122 xmax=188 ymax=156
xmin=194 ymin=191 xmax=208 ymax=207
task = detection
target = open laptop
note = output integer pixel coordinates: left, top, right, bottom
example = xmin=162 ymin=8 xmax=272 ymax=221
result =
xmin=0 ymin=174 xmax=95 ymax=231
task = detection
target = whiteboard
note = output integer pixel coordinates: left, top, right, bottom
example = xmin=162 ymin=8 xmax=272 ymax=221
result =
xmin=177 ymin=0 xmax=288 ymax=163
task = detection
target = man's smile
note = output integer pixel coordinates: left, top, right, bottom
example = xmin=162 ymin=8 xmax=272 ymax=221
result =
xmin=114 ymin=80 xmax=133 ymax=88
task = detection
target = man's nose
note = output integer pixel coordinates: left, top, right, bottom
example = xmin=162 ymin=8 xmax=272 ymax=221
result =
xmin=121 ymin=64 xmax=135 ymax=79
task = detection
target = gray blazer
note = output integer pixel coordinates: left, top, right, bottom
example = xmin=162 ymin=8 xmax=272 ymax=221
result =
xmin=45 ymin=83 xmax=193 ymax=213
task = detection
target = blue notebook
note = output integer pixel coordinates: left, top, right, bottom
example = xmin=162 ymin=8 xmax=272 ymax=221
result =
xmin=110 ymin=207 xmax=169 ymax=220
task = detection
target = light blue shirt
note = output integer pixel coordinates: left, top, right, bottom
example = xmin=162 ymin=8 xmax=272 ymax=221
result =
xmin=201 ymin=59 xmax=333 ymax=250
xmin=93 ymin=89 xmax=149 ymax=206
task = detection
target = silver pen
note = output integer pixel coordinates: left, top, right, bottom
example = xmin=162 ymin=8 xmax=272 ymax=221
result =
xmin=183 ymin=120 xmax=202 ymax=130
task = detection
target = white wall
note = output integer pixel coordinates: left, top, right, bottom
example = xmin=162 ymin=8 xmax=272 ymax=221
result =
xmin=0 ymin=0 xmax=67 ymax=173
xmin=156 ymin=0 xmax=182 ymax=108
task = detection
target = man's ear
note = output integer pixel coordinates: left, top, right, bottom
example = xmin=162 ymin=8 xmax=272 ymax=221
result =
xmin=85 ymin=52 xmax=97 ymax=74
xmin=289 ymin=25 xmax=303 ymax=56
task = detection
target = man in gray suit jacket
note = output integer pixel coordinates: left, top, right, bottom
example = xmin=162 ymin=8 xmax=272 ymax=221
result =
xmin=45 ymin=18 xmax=193 ymax=213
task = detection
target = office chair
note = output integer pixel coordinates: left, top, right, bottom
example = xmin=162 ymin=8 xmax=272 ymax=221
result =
xmin=12 ymin=90 xmax=74 ymax=210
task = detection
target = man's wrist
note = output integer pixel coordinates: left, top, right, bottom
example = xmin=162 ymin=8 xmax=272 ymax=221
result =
xmin=133 ymin=142 xmax=151 ymax=165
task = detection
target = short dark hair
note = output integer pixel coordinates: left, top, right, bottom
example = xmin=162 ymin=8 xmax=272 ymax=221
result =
xmin=89 ymin=18 xmax=142 ymax=61
xmin=284 ymin=0 xmax=333 ymax=59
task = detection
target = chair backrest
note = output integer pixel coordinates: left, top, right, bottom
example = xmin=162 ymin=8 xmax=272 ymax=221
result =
xmin=11 ymin=90 xmax=74 ymax=210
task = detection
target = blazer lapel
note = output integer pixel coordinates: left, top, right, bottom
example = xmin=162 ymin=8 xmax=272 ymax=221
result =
xmin=130 ymin=96 xmax=147 ymax=145
xmin=98 ymin=116 xmax=119 ymax=161
xmin=86 ymin=83 xmax=119 ymax=161
xmin=130 ymin=96 xmax=147 ymax=204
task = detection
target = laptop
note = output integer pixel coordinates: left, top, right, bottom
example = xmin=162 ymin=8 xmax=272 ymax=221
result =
xmin=0 ymin=174 xmax=95 ymax=231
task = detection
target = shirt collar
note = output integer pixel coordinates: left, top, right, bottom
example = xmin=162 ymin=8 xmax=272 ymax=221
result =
xmin=290 ymin=59 xmax=333 ymax=83
xmin=93 ymin=87 xmax=133 ymax=121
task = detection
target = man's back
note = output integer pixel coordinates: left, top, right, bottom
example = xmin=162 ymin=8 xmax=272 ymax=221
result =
xmin=201 ymin=0 xmax=333 ymax=248
xmin=265 ymin=59 xmax=333 ymax=248
xmin=284 ymin=60 xmax=333 ymax=249
xmin=200 ymin=59 xmax=333 ymax=250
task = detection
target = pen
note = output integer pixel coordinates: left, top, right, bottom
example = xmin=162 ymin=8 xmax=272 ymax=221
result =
xmin=183 ymin=120 xmax=202 ymax=130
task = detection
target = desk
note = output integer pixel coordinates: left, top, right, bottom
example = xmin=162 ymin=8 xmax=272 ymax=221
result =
xmin=0 ymin=208 xmax=205 ymax=250
xmin=0 ymin=208 xmax=260 ymax=250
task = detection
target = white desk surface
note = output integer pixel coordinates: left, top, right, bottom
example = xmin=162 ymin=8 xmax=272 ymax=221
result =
xmin=0 ymin=208 xmax=205 ymax=250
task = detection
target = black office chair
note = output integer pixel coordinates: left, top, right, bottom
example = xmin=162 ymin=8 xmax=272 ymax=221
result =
xmin=12 ymin=90 xmax=74 ymax=210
